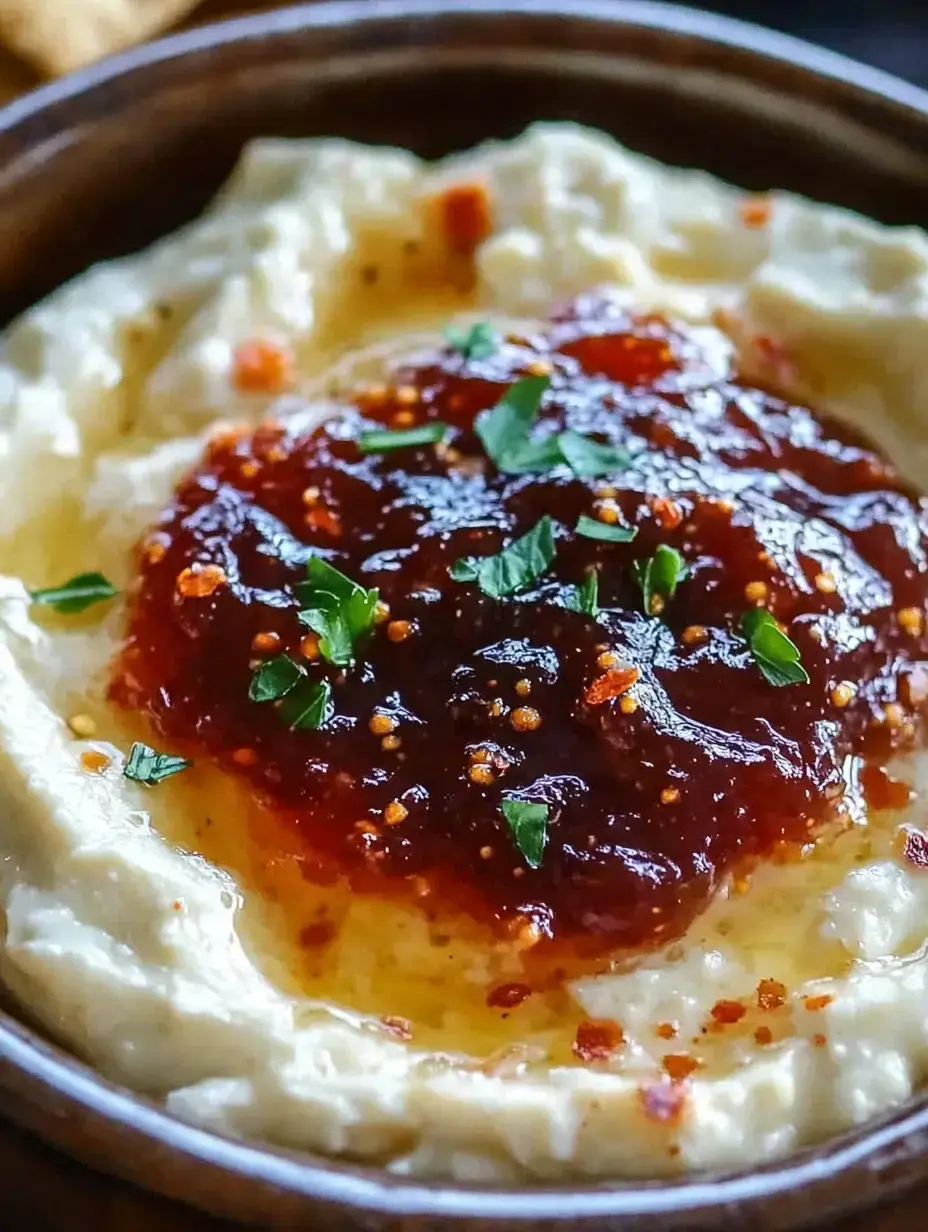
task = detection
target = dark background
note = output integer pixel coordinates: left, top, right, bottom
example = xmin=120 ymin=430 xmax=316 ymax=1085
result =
xmin=699 ymin=0 xmax=927 ymax=86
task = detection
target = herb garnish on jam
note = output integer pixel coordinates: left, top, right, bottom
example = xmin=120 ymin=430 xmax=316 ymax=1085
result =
xmin=632 ymin=545 xmax=687 ymax=617
xmin=450 ymin=516 xmax=556 ymax=598
xmin=358 ymin=423 xmax=449 ymax=454
xmin=296 ymin=558 xmax=379 ymax=667
xmin=476 ymin=375 xmax=555 ymax=473
xmin=501 ymin=798 xmax=548 ymax=869
xmin=740 ymin=608 xmax=809 ymax=688
xmin=566 ymin=569 xmax=599 ymax=618
xmin=124 ymin=741 xmax=190 ymax=785
xmin=249 ymin=654 xmax=304 ymax=702
xmin=31 ymin=572 xmax=118 ymax=614
xmin=575 ymin=515 xmax=637 ymax=543
xmin=445 ymin=320 xmax=498 ymax=361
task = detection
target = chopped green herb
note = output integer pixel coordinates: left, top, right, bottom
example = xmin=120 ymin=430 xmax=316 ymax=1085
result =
xmin=445 ymin=320 xmax=498 ymax=361
xmin=566 ymin=569 xmax=599 ymax=618
xmin=740 ymin=608 xmax=809 ymax=687
xmin=450 ymin=515 xmax=556 ymax=599
xmin=31 ymin=571 xmax=118 ymax=615
xmin=557 ymin=430 xmax=629 ymax=478
xmin=632 ymin=544 xmax=687 ymax=617
xmin=358 ymin=422 xmax=449 ymax=454
xmin=475 ymin=375 xmax=551 ymax=472
xmin=501 ymin=798 xmax=548 ymax=869
xmin=295 ymin=558 xmax=379 ymax=664
xmin=124 ymin=742 xmax=191 ymax=786
xmin=249 ymin=653 xmax=304 ymax=703
xmin=575 ymin=514 xmax=637 ymax=543
xmin=280 ymin=677 xmax=333 ymax=730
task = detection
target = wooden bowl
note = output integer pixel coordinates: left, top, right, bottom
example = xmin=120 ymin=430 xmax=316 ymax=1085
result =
xmin=2 ymin=2 xmax=928 ymax=1227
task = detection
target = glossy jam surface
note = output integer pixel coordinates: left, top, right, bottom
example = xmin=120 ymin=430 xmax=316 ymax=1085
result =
xmin=111 ymin=291 xmax=928 ymax=960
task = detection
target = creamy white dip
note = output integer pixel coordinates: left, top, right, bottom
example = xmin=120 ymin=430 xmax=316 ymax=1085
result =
xmin=2 ymin=123 xmax=928 ymax=1180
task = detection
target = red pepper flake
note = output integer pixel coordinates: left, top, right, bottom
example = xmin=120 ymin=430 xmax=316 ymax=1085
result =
xmin=304 ymin=506 xmax=343 ymax=538
xmin=656 ymin=1021 xmax=677 ymax=1040
xmin=739 ymin=196 xmax=772 ymax=228
xmin=710 ymin=999 xmax=746 ymax=1025
xmin=754 ymin=1025 xmax=773 ymax=1046
xmin=803 ymin=994 xmax=833 ymax=1012
xmin=232 ymin=338 xmax=293 ymax=394
xmin=435 ymin=181 xmax=493 ymax=256
xmin=903 ymin=829 xmax=928 ymax=869
xmin=650 ymin=496 xmax=683 ymax=531
xmin=756 ymin=978 xmax=787 ymax=1011
xmin=381 ymin=1015 xmax=414 ymax=1041
xmin=486 ymin=982 xmax=532 ymax=1010
xmin=584 ymin=666 xmax=640 ymax=706
xmin=573 ymin=1018 xmax=624 ymax=1062
xmin=638 ymin=1082 xmax=686 ymax=1125
xmin=662 ymin=1053 xmax=701 ymax=1083
xmin=299 ymin=920 xmax=337 ymax=949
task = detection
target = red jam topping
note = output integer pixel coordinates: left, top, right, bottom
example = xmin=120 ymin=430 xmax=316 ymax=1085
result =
xmin=110 ymin=290 xmax=928 ymax=958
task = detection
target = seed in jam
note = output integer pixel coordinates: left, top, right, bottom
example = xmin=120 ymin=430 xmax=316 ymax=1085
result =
xmin=111 ymin=289 xmax=928 ymax=963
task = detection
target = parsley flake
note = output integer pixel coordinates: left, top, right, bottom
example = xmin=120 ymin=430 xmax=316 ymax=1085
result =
xmin=124 ymin=742 xmax=191 ymax=786
xmin=450 ymin=516 xmax=555 ymax=599
xmin=358 ymin=423 xmax=449 ymax=454
xmin=31 ymin=572 xmax=118 ymax=615
xmin=575 ymin=514 xmax=637 ymax=543
xmin=740 ymin=608 xmax=810 ymax=687
xmin=280 ymin=677 xmax=333 ymax=730
xmin=566 ymin=569 xmax=599 ymax=618
xmin=557 ymin=430 xmax=629 ymax=478
xmin=445 ymin=320 xmax=498 ymax=361
xmin=295 ymin=558 xmax=378 ymax=665
xmin=249 ymin=654 xmax=303 ymax=702
xmin=501 ymin=798 xmax=548 ymax=869
xmin=475 ymin=375 xmax=552 ymax=472
xmin=632 ymin=545 xmax=687 ymax=617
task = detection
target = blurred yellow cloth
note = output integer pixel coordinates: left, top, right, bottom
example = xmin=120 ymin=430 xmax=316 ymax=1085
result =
xmin=0 ymin=0 xmax=270 ymax=99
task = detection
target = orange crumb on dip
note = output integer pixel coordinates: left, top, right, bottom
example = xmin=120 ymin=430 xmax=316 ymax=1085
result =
xmin=381 ymin=1015 xmax=414 ymax=1041
xmin=803 ymin=994 xmax=833 ymax=1012
xmin=710 ymin=999 xmax=746 ymax=1025
xmin=573 ymin=1019 xmax=624 ymax=1062
xmin=232 ymin=338 xmax=293 ymax=394
xmin=757 ymin=979 xmax=787 ymax=1011
xmin=739 ymin=196 xmax=772 ymax=228
xmin=662 ymin=1053 xmax=701 ymax=1083
xmin=584 ymin=666 xmax=640 ymax=706
xmin=434 ymin=181 xmax=493 ymax=256
xmin=80 ymin=749 xmax=111 ymax=775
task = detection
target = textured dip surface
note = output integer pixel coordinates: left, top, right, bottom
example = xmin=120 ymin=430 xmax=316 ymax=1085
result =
xmin=3 ymin=125 xmax=928 ymax=1180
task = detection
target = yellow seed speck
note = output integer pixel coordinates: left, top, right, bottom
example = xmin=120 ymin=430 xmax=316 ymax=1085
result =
xmin=660 ymin=786 xmax=681 ymax=805
xmin=387 ymin=620 xmax=413 ymax=643
xmin=480 ymin=845 xmax=494 ymax=860
xmin=384 ymin=801 xmax=408 ymax=825
xmin=470 ymin=746 xmax=491 ymax=763
xmin=514 ymin=678 xmax=532 ymax=697
xmin=883 ymin=702 xmax=905 ymax=729
xmin=815 ymin=572 xmax=837 ymax=594
xmin=511 ymin=706 xmax=542 ymax=732
xmin=299 ymin=633 xmax=320 ymax=661
xmin=620 ymin=695 xmax=639 ymax=715
xmin=369 ymin=713 xmax=396 ymax=736
xmin=831 ymin=681 xmax=856 ymax=708
xmin=395 ymin=384 xmax=420 ymax=406
xmin=681 ymin=625 xmax=708 ymax=646
xmin=594 ymin=500 xmax=620 ymax=526
xmin=301 ymin=486 xmax=321 ymax=506
xmin=68 ymin=714 xmax=96 ymax=738
xmin=898 ymin=606 xmax=924 ymax=637
xmin=744 ymin=580 xmax=768 ymax=604
xmin=597 ymin=650 xmax=619 ymax=670
xmin=374 ymin=601 xmax=391 ymax=625
xmin=392 ymin=409 xmax=415 ymax=427
xmin=381 ymin=734 xmax=402 ymax=752
xmin=525 ymin=359 xmax=553 ymax=377
xmin=469 ymin=764 xmax=495 ymax=786
xmin=251 ymin=630 xmax=281 ymax=655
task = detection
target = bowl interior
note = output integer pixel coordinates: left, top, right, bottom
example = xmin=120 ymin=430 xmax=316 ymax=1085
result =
xmin=2 ymin=2 xmax=928 ymax=1228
